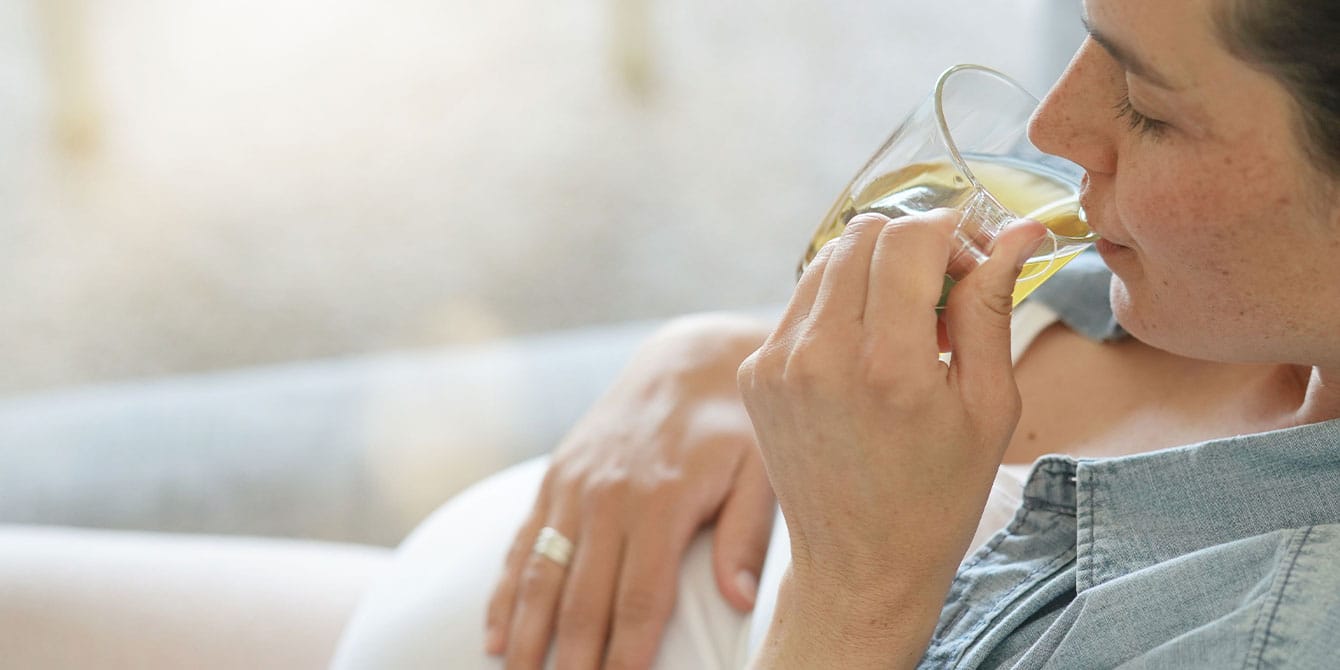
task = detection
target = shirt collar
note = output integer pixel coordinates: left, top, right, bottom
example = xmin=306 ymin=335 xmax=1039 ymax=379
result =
xmin=1025 ymin=417 xmax=1340 ymax=591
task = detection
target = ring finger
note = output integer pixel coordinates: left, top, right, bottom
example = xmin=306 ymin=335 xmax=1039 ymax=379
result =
xmin=505 ymin=515 xmax=580 ymax=669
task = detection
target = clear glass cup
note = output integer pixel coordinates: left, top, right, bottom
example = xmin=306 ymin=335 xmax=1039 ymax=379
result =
xmin=799 ymin=64 xmax=1098 ymax=309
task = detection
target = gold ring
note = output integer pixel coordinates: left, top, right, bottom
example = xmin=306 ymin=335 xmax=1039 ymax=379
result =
xmin=533 ymin=526 xmax=575 ymax=568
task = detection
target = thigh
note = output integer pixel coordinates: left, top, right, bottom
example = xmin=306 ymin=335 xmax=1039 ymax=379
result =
xmin=334 ymin=459 xmax=1033 ymax=668
xmin=333 ymin=456 xmax=761 ymax=669
xmin=0 ymin=525 xmax=389 ymax=669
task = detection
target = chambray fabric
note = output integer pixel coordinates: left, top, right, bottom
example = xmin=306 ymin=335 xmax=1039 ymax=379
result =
xmin=917 ymin=252 xmax=1340 ymax=668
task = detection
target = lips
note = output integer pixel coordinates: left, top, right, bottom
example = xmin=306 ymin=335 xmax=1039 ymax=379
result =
xmin=1079 ymin=187 xmax=1131 ymax=248
xmin=1094 ymin=238 xmax=1131 ymax=258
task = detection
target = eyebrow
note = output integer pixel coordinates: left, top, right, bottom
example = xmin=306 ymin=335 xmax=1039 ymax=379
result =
xmin=1081 ymin=15 xmax=1182 ymax=90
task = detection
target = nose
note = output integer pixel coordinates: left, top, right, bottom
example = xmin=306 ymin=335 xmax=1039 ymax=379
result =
xmin=1028 ymin=39 xmax=1119 ymax=176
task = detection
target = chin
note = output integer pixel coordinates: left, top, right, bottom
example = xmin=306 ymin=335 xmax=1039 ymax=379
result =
xmin=1110 ymin=280 xmax=1264 ymax=363
xmin=1108 ymin=278 xmax=1194 ymax=358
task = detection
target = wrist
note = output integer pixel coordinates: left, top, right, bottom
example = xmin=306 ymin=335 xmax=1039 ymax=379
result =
xmin=657 ymin=312 xmax=772 ymax=355
xmin=751 ymin=566 xmax=950 ymax=670
xmin=641 ymin=312 xmax=771 ymax=386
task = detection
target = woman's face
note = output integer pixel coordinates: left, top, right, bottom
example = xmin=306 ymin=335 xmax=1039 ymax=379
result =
xmin=1029 ymin=0 xmax=1340 ymax=366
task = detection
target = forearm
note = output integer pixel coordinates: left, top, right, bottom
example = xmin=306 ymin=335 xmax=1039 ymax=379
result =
xmin=614 ymin=312 xmax=773 ymax=409
xmin=649 ymin=312 xmax=773 ymax=371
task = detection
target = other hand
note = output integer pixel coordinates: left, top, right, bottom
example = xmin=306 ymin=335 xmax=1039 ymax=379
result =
xmin=486 ymin=313 xmax=774 ymax=669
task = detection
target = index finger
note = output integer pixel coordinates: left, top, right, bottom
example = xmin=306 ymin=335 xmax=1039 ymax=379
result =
xmin=771 ymin=236 xmax=837 ymax=339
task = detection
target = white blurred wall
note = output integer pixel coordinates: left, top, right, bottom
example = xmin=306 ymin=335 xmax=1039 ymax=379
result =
xmin=0 ymin=0 xmax=1083 ymax=396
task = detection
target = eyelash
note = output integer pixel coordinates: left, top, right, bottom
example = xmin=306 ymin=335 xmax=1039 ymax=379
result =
xmin=1115 ymin=95 xmax=1169 ymax=139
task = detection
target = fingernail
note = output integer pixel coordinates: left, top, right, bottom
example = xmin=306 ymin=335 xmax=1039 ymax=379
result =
xmin=735 ymin=570 xmax=759 ymax=607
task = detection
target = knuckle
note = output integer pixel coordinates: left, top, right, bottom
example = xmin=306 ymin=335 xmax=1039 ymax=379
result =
xmin=783 ymin=357 xmax=822 ymax=389
xmin=975 ymin=289 xmax=1015 ymax=320
xmin=583 ymin=476 xmax=628 ymax=510
xmin=861 ymin=364 xmax=935 ymax=408
xmin=628 ymin=470 xmax=681 ymax=506
xmin=842 ymin=213 xmax=889 ymax=237
xmin=878 ymin=215 xmax=924 ymax=241
xmin=782 ymin=338 xmax=831 ymax=389
xmin=859 ymin=357 xmax=903 ymax=391
xmin=876 ymin=216 xmax=915 ymax=241
xmin=925 ymin=207 xmax=962 ymax=228
xmin=744 ymin=342 xmax=788 ymax=387
xmin=881 ymin=209 xmax=956 ymax=242
xmin=808 ymin=238 xmax=838 ymax=268
xmin=926 ymin=206 xmax=958 ymax=219
xmin=736 ymin=352 xmax=759 ymax=391
xmin=517 ymin=565 xmax=555 ymax=602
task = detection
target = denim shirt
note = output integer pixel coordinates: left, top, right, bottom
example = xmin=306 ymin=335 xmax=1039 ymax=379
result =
xmin=918 ymin=253 xmax=1340 ymax=669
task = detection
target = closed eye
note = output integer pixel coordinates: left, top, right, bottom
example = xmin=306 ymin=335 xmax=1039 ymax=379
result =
xmin=1115 ymin=95 xmax=1170 ymax=139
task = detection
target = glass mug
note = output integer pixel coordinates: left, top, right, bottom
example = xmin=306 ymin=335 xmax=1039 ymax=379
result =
xmin=799 ymin=64 xmax=1098 ymax=309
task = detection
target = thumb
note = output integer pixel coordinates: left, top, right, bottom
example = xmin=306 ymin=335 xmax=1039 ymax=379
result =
xmin=945 ymin=219 xmax=1048 ymax=393
xmin=711 ymin=450 xmax=776 ymax=613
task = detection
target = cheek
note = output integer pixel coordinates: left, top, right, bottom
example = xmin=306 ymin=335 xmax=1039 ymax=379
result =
xmin=1110 ymin=140 xmax=1315 ymax=347
xmin=1117 ymin=145 xmax=1290 ymax=279
xmin=1117 ymin=153 xmax=1221 ymax=268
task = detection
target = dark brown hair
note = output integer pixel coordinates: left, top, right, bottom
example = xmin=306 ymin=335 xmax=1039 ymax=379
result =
xmin=1214 ymin=0 xmax=1340 ymax=176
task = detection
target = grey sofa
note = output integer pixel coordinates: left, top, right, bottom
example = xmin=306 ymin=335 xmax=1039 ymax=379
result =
xmin=0 ymin=319 xmax=664 ymax=547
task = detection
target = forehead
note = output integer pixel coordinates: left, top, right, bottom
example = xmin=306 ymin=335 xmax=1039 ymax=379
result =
xmin=1082 ymin=0 xmax=1223 ymax=90
xmin=1085 ymin=0 xmax=1301 ymax=138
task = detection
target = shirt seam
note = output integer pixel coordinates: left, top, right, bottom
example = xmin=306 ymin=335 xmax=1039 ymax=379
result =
xmin=952 ymin=551 xmax=1076 ymax=667
xmin=1083 ymin=467 xmax=1096 ymax=591
xmin=930 ymin=508 xmax=1074 ymax=663
xmin=1021 ymin=499 xmax=1077 ymax=516
xmin=928 ymin=548 xmax=1075 ymax=667
xmin=1241 ymin=526 xmax=1315 ymax=670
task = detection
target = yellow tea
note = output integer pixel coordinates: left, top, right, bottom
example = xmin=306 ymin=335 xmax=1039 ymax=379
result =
xmin=799 ymin=156 xmax=1092 ymax=308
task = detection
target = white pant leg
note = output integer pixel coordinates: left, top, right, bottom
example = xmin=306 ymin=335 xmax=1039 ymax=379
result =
xmin=748 ymin=507 xmax=788 ymax=657
xmin=0 ymin=526 xmax=388 ymax=669
xmin=333 ymin=457 xmax=1035 ymax=668
xmin=332 ymin=456 xmax=763 ymax=669
xmin=335 ymin=304 xmax=1056 ymax=668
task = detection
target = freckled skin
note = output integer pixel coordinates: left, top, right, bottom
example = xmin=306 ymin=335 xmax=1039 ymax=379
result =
xmin=1029 ymin=0 xmax=1340 ymax=368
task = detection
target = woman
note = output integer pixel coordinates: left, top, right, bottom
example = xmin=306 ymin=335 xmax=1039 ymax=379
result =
xmin=334 ymin=0 xmax=1340 ymax=666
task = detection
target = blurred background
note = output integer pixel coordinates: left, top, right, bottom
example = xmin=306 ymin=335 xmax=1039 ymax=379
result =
xmin=0 ymin=1 xmax=1086 ymax=547
xmin=1 ymin=0 xmax=1083 ymax=396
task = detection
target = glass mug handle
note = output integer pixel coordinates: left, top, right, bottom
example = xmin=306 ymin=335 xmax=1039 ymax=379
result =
xmin=938 ymin=190 xmax=1061 ymax=310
